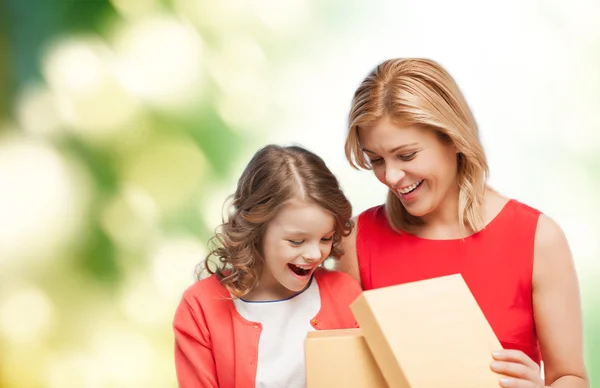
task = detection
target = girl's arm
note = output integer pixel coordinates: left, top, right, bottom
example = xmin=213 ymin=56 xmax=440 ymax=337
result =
xmin=173 ymin=297 xmax=219 ymax=388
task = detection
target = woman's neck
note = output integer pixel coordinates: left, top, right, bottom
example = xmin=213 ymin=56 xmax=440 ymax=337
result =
xmin=413 ymin=189 xmax=508 ymax=240
xmin=416 ymin=185 xmax=465 ymax=239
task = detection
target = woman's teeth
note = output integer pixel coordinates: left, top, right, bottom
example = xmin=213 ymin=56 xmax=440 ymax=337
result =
xmin=397 ymin=180 xmax=423 ymax=195
xmin=288 ymin=263 xmax=311 ymax=276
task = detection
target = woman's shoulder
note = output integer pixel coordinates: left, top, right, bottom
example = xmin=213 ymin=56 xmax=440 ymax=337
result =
xmin=355 ymin=204 xmax=390 ymax=234
xmin=485 ymin=192 xmax=542 ymax=228
xmin=357 ymin=204 xmax=386 ymax=221
xmin=506 ymin=198 xmax=543 ymax=217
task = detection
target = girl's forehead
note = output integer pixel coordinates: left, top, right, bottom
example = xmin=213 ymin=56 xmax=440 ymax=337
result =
xmin=267 ymin=201 xmax=335 ymax=232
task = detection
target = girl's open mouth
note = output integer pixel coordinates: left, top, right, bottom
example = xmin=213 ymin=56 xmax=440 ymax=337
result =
xmin=287 ymin=263 xmax=312 ymax=277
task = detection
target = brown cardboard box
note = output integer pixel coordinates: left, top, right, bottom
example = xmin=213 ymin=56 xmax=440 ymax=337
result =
xmin=304 ymin=328 xmax=388 ymax=388
xmin=350 ymin=274 xmax=502 ymax=388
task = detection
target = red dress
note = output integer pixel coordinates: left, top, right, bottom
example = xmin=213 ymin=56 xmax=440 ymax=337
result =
xmin=356 ymin=199 xmax=542 ymax=364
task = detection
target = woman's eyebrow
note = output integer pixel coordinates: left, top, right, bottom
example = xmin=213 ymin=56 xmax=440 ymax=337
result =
xmin=362 ymin=143 xmax=418 ymax=154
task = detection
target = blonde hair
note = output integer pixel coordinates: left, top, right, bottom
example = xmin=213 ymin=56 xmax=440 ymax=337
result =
xmin=345 ymin=58 xmax=488 ymax=233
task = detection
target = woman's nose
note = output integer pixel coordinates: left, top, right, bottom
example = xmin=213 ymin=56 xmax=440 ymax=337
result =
xmin=385 ymin=166 xmax=406 ymax=187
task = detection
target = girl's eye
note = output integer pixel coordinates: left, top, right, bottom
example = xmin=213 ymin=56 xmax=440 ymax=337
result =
xmin=321 ymin=236 xmax=333 ymax=243
xmin=288 ymin=240 xmax=304 ymax=246
xmin=398 ymin=152 xmax=417 ymax=161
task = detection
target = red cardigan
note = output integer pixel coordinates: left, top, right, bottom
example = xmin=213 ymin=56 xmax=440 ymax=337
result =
xmin=173 ymin=268 xmax=362 ymax=388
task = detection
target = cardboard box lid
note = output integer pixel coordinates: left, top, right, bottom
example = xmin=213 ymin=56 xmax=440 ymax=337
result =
xmin=350 ymin=274 xmax=502 ymax=388
xmin=305 ymin=328 xmax=388 ymax=388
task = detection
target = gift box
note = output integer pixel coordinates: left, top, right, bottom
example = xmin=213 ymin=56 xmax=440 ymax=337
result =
xmin=304 ymin=328 xmax=388 ymax=388
xmin=350 ymin=273 xmax=502 ymax=387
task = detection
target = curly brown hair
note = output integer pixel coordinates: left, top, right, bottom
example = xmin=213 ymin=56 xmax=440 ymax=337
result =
xmin=200 ymin=144 xmax=353 ymax=297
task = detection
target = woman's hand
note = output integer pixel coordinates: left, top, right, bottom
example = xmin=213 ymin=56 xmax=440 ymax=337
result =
xmin=490 ymin=349 xmax=545 ymax=387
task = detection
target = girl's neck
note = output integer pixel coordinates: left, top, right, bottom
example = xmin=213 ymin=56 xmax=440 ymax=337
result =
xmin=241 ymin=271 xmax=304 ymax=302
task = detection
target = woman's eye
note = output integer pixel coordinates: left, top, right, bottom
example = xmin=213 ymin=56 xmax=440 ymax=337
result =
xmin=321 ymin=236 xmax=334 ymax=243
xmin=398 ymin=152 xmax=417 ymax=161
xmin=288 ymin=240 xmax=304 ymax=246
xmin=369 ymin=158 xmax=383 ymax=165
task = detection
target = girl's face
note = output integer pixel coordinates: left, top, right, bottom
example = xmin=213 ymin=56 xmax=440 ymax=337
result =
xmin=256 ymin=198 xmax=335 ymax=300
xmin=358 ymin=116 xmax=459 ymax=220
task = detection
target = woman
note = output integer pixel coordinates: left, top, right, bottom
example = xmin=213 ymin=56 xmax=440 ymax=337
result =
xmin=337 ymin=58 xmax=588 ymax=387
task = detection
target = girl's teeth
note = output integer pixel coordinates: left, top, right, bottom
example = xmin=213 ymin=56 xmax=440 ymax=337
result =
xmin=289 ymin=264 xmax=311 ymax=276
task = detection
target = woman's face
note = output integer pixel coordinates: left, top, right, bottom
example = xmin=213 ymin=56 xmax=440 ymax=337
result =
xmin=358 ymin=116 xmax=459 ymax=219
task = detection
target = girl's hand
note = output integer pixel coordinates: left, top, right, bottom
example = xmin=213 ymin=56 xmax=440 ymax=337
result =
xmin=490 ymin=349 xmax=545 ymax=387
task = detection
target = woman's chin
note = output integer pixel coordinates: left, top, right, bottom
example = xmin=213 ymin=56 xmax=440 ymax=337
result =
xmin=403 ymin=202 xmax=434 ymax=219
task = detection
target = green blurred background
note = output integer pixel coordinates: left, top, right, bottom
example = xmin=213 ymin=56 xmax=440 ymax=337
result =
xmin=0 ymin=0 xmax=598 ymax=387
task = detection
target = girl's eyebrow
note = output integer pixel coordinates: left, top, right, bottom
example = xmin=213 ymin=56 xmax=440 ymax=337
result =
xmin=283 ymin=229 xmax=336 ymax=235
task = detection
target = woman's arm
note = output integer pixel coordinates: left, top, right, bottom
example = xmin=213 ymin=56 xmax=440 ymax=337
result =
xmin=533 ymin=214 xmax=588 ymax=387
xmin=173 ymin=297 xmax=219 ymax=388
xmin=334 ymin=216 xmax=362 ymax=287
xmin=490 ymin=214 xmax=589 ymax=387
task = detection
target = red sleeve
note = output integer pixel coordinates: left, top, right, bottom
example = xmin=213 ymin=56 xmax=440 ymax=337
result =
xmin=345 ymin=272 xmax=363 ymax=305
xmin=331 ymin=270 xmax=364 ymax=328
xmin=345 ymin=273 xmax=363 ymax=328
xmin=173 ymin=296 xmax=219 ymax=388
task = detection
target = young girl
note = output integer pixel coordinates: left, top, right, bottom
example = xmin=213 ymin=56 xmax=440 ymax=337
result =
xmin=173 ymin=144 xmax=362 ymax=388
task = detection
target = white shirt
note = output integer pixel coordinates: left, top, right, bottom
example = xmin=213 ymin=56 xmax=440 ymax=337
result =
xmin=233 ymin=278 xmax=321 ymax=388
